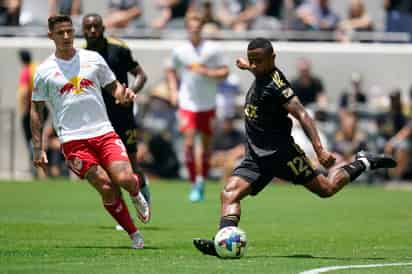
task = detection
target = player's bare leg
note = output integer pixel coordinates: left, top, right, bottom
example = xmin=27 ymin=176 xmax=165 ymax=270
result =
xmin=183 ymin=129 xmax=201 ymax=202
xmin=193 ymin=176 xmax=251 ymax=256
xmin=196 ymin=132 xmax=213 ymax=201
xmin=106 ymin=161 xmax=150 ymax=223
xmin=305 ymin=151 xmax=397 ymax=197
xmin=388 ymin=147 xmax=410 ymax=179
xmin=85 ymin=165 xmax=144 ymax=248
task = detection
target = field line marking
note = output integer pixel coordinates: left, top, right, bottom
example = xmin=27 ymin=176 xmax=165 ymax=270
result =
xmin=299 ymin=262 xmax=412 ymax=274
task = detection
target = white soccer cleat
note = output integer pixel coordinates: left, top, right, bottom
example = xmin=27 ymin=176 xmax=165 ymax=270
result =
xmin=131 ymin=191 xmax=151 ymax=224
xmin=130 ymin=231 xmax=144 ymax=249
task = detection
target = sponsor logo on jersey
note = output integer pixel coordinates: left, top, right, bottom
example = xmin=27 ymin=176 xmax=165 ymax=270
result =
xmin=271 ymin=71 xmax=285 ymax=89
xmin=244 ymin=104 xmax=258 ymax=120
xmin=59 ymin=76 xmax=94 ymax=95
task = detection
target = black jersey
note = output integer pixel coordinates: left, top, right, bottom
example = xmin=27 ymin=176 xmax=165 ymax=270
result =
xmin=244 ymin=67 xmax=296 ymax=156
xmin=85 ymin=37 xmax=139 ymax=121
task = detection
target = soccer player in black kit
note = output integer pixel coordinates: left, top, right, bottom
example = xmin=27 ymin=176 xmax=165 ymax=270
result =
xmin=82 ymin=13 xmax=151 ymax=222
xmin=193 ymin=38 xmax=397 ymax=257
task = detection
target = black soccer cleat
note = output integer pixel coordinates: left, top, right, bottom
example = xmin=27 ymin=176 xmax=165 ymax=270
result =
xmin=193 ymin=238 xmax=218 ymax=257
xmin=356 ymin=151 xmax=397 ymax=170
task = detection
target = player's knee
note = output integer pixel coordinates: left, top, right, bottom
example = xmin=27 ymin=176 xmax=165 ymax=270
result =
xmin=112 ymin=172 xmax=134 ymax=187
xmin=221 ymin=181 xmax=242 ymax=204
xmin=100 ymin=183 xmax=118 ymax=201
xmin=316 ymin=187 xmax=335 ymax=198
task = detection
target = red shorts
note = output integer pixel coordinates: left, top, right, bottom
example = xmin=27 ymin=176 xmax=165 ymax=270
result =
xmin=61 ymin=131 xmax=129 ymax=179
xmin=179 ymin=108 xmax=215 ymax=135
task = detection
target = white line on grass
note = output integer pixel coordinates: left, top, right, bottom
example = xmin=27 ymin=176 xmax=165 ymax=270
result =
xmin=300 ymin=262 xmax=412 ymax=274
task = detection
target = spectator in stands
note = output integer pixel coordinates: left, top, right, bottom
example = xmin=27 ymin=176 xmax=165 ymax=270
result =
xmin=138 ymin=81 xmax=180 ymax=179
xmin=294 ymin=0 xmax=340 ymax=31
xmin=248 ymin=0 xmax=283 ymax=31
xmin=105 ymin=0 xmax=144 ymax=29
xmin=337 ymin=0 xmax=373 ymax=42
xmin=339 ymin=72 xmax=368 ymax=110
xmin=151 ymin=0 xmax=191 ymax=29
xmin=217 ymin=0 xmax=263 ymax=32
xmin=290 ymin=57 xmax=326 ymax=107
xmin=19 ymin=0 xmax=48 ymax=26
xmin=17 ymin=49 xmax=48 ymax=178
xmin=209 ymin=116 xmax=245 ymax=182
xmin=49 ymin=0 xmax=82 ymax=28
xmin=385 ymin=0 xmax=412 ymax=37
xmin=199 ymin=1 xmax=221 ymax=33
xmin=44 ymin=126 xmax=68 ymax=178
xmin=0 ymin=0 xmax=21 ymax=26
xmin=384 ymin=90 xmax=411 ymax=179
xmin=332 ymin=111 xmax=367 ymax=164
xmin=48 ymin=0 xmax=82 ymax=16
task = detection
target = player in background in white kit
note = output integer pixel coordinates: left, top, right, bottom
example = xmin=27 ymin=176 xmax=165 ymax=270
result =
xmin=167 ymin=11 xmax=229 ymax=202
xmin=30 ymin=15 xmax=149 ymax=249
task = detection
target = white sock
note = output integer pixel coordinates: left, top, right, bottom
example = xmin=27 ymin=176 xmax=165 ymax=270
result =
xmin=358 ymin=157 xmax=371 ymax=171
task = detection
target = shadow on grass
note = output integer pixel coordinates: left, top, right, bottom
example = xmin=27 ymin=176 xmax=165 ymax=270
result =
xmin=98 ymin=226 xmax=169 ymax=231
xmin=247 ymin=254 xmax=386 ymax=261
xmin=54 ymin=246 xmax=161 ymax=250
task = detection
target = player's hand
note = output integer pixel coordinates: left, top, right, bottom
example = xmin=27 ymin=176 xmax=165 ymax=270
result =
xmin=170 ymin=90 xmax=178 ymax=107
xmin=33 ymin=148 xmax=48 ymax=172
xmin=316 ymin=149 xmax=336 ymax=169
xmin=115 ymin=83 xmax=136 ymax=105
xmin=236 ymin=58 xmax=250 ymax=70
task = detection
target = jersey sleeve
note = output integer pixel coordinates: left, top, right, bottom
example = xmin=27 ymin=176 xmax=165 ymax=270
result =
xmin=167 ymin=48 xmax=182 ymax=70
xmin=124 ymin=47 xmax=139 ymax=72
xmin=96 ymin=53 xmax=116 ymax=87
xmin=270 ymin=69 xmax=295 ymax=105
xmin=32 ymin=71 xmax=49 ymax=101
xmin=209 ymin=46 xmax=228 ymax=68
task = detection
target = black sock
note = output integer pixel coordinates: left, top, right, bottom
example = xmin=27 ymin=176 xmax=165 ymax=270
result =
xmin=219 ymin=215 xmax=239 ymax=230
xmin=135 ymin=170 xmax=146 ymax=187
xmin=341 ymin=160 xmax=366 ymax=181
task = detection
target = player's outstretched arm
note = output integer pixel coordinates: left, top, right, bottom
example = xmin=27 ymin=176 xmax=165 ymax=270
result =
xmin=166 ymin=68 xmax=179 ymax=106
xmin=284 ymin=95 xmax=335 ymax=168
xmin=129 ymin=65 xmax=147 ymax=94
xmin=30 ymin=101 xmax=48 ymax=170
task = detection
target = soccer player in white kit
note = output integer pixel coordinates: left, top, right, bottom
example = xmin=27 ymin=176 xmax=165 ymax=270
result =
xmin=167 ymin=11 xmax=229 ymax=202
xmin=30 ymin=15 xmax=149 ymax=249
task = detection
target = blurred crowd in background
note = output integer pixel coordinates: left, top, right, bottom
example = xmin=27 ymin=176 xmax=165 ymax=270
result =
xmin=1 ymin=0 xmax=412 ymax=42
xmin=11 ymin=0 xmax=412 ymax=183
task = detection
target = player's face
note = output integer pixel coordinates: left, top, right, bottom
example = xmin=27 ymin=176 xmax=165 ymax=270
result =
xmin=247 ymin=48 xmax=275 ymax=77
xmin=48 ymin=21 xmax=75 ymax=52
xmin=186 ymin=19 xmax=202 ymax=41
xmin=82 ymin=16 xmax=104 ymax=43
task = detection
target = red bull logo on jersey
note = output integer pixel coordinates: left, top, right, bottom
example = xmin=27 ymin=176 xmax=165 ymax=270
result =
xmin=59 ymin=76 xmax=94 ymax=95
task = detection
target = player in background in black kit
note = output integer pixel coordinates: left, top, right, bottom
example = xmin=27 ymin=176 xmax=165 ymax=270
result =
xmin=82 ymin=13 xmax=151 ymax=222
xmin=193 ymin=38 xmax=397 ymax=257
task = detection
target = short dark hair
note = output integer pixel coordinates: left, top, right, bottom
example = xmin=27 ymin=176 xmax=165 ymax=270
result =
xmin=18 ymin=49 xmax=31 ymax=64
xmin=82 ymin=13 xmax=103 ymax=24
xmin=248 ymin=38 xmax=273 ymax=54
xmin=48 ymin=15 xmax=72 ymax=31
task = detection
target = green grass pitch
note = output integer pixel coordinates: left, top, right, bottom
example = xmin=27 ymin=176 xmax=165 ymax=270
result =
xmin=1 ymin=179 xmax=412 ymax=274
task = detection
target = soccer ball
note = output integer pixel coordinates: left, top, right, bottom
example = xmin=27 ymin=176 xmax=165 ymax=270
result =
xmin=214 ymin=226 xmax=247 ymax=259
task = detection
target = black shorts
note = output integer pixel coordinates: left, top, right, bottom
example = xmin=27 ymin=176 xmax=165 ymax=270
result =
xmin=232 ymin=141 xmax=319 ymax=196
xmin=111 ymin=117 xmax=140 ymax=154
